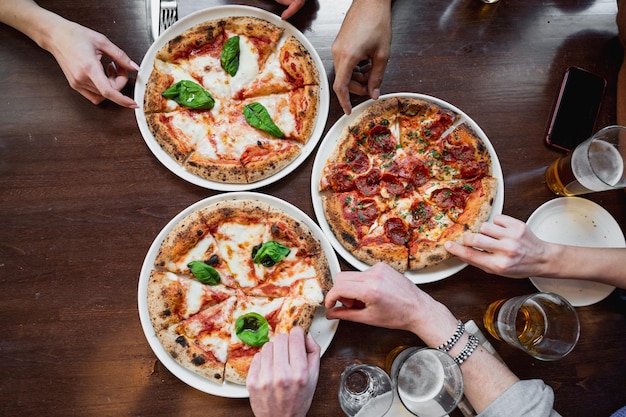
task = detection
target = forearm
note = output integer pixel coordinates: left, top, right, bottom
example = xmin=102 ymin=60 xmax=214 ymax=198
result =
xmin=0 ymin=0 xmax=66 ymax=50
xmin=540 ymin=245 xmax=626 ymax=287
xmin=407 ymin=296 xmax=519 ymax=413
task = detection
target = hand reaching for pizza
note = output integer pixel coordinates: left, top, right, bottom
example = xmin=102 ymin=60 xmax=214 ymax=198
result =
xmin=247 ymin=327 xmax=320 ymax=417
xmin=331 ymin=0 xmax=392 ymax=114
xmin=273 ymin=0 xmax=307 ymax=20
xmin=0 ymin=0 xmax=139 ymax=108
xmin=444 ymin=214 xmax=549 ymax=279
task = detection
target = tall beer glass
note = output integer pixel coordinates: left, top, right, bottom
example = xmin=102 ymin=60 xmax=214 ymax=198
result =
xmin=545 ymin=125 xmax=626 ymax=196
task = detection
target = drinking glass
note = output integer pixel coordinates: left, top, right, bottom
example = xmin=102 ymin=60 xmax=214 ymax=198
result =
xmin=389 ymin=347 xmax=464 ymax=417
xmin=338 ymin=363 xmax=394 ymax=417
xmin=545 ymin=125 xmax=626 ymax=196
xmin=483 ymin=292 xmax=580 ymax=361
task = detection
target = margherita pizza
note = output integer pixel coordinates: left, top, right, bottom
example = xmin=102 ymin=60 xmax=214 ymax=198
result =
xmin=319 ymin=97 xmax=498 ymax=272
xmin=147 ymin=199 xmax=332 ymax=385
xmin=142 ymin=15 xmax=320 ymax=184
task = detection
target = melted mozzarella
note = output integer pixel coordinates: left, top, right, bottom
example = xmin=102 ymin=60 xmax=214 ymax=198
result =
xmin=228 ymin=35 xmax=261 ymax=95
xmin=215 ymin=222 xmax=270 ymax=287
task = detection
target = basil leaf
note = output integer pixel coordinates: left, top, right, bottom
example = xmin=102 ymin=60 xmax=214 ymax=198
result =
xmin=252 ymin=241 xmax=291 ymax=267
xmin=162 ymin=80 xmax=215 ymax=110
xmin=243 ymin=103 xmax=284 ymax=138
xmin=221 ymin=36 xmax=240 ymax=76
xmin=235 ymin=312 xmax=270 ymax=347
xmin=187 ymin=261 xmax=221 ymax=285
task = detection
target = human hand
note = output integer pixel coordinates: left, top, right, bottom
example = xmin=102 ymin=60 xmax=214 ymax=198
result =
xmin=331 ymin=0 xmax=392 ymax=114
xmin=45 ymin=19 xmax=139 ymax=108
xmin=273 ymin=0 xmax=307 ymax=19
xmin=325 ymin=263 xmax=428 ymax=331
xmin=247 ymin=327 xmax=320 ymax=417
xmin=444 ymin=214 xmax=550 ymax=278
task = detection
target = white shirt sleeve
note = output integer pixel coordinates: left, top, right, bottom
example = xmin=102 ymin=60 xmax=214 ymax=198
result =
xmin=477 ymin=379 xmax=562 ymax=417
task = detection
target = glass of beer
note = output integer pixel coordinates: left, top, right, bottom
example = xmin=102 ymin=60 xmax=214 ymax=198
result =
xmin=483 ymin=292 xmax=580 ymax=361
xmin=338 ymin=363 xmax=394 ymax=417
xmin=388 ymin=347 xmax=464 ymax=417
xmin=545 ymin=125 xmax=626 ymax=196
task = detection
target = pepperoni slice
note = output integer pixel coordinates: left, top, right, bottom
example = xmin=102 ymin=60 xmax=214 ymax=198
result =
xmin=355 ymin=169 xmax=381 ymax=196
xmin=380 ymin=174 xmax=406 ymax=198
xmin=460 ymin=161 xmax=488 ymax=179
xmin=367 ymin=125 xmax=396 ymax=154
xmin=409 ymin=163 xmax=430 ymax=187
xmin=431 ymin=187 xmax=470 ymax=211
xmin=345 ymin=198 xmax=379 ymax=226
xmin=385 ymin=217 xmax=408 ymax=245
xmin=345 ymin=147 xmax=370 ymax=174
xmin=409 ymin=201 xmax=433 ymax=228
xmin=425 ymin=113 xmax=454 ymax=140
xmin=328 ymin=167 xmax=356 ymax=192
xmin=443 ymin=144 xmax=474 ymax=163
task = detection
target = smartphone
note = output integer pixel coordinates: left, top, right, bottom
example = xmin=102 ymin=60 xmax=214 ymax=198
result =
xmin=544 ymin=66 xmax=606 ymax=151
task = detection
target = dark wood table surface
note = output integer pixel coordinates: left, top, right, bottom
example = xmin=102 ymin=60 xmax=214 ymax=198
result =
xmin=2 ymin=0 xmax=626 ymax=416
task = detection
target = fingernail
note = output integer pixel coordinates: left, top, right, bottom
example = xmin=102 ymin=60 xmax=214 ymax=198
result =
xmin=372 ymin=88 xmax=380 ymax=100
xmin=131 ymin=60 xmax=141 ymax=71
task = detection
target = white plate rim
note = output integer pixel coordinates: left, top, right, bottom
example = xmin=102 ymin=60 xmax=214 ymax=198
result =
xmin=527 ymin=196 xmax=624 ymax=307
xmin=137 ymin=192 xmax=340 ymax=398
xmin=133 ymin=5 xmax=330 ymax=191
xmin=310 ymin=92 xmax=505 ymax=284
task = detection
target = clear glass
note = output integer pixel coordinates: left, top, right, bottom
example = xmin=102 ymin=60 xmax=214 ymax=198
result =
xmin=484 ymin=292 xmax=580 ymax=361
xmin=338 ymin=364 xmax=394 ymax=417
xmin=545 ymin=125 xmax=626 ymax=196
xmin=390 ymin=348 xmax=464 ymax=417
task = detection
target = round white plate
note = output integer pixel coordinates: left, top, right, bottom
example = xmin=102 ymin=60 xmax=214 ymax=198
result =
xmin=311 ymin=93 xmax=505 ymax=284
xmin=527 ymin=197 xmax=624 ymax=307
xmin=134 ymin=6 xmax=330 ymax=191
xmin=137 ymin=192 xmax=340 ymax=398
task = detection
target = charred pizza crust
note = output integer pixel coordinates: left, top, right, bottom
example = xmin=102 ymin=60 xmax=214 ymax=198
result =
xmin=147 ymin=199 xmax=332 ymax=386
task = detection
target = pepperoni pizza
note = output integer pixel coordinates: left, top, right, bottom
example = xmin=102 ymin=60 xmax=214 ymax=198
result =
xmin=319 ymin=97 xmax=498 ymax=272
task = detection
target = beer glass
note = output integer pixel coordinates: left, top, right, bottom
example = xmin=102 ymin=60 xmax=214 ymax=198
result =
xmin=338 ymin=363 xmax=394 ymax=417
xmin=545 ymin=125 xmax=626 ymax=196
xmin=388 ymin=347 xmax=464 ymax=417
xmin=483 ymin=292 xmax=580 ymax=361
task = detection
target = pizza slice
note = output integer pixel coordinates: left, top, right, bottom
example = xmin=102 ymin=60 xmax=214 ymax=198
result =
xmin=147 ymin=270 xmax=235 ymax=331
xmin=397 ymin=97 xmax=458 ymax=155
xmin=235 ymin=35 xmax=320 ymax=99
xmin=437 ymin=123 xmax=493 ymax=181
xmin=408 ymin=177 xmax=497 ymax=269
xmin=224 ymin=289 xmax=320 ymax=385
xmin=158 ymin=296 xmax=237 ymax=385
xmin=238 ymin=85 xmax=320 ymax=144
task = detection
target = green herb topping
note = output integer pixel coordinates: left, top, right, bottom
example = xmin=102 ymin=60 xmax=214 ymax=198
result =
xmin=221 ymin=36 xmax=240 ymax=76
xmin=251 ymin=241 xmax=291 ymax=267
xmin=235 ymin=312 xmax=270 ymax=347
xmin=162 ymin=80 xmax=215 ymax=110
xmin=243 ymin=102 xmax=284 ymax=138
xmin=187 ymin=261 xmax=221 ymax=285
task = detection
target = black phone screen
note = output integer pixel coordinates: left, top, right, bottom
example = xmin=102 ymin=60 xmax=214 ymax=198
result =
xmin=545 ymin=67 xmax=606 ymax=151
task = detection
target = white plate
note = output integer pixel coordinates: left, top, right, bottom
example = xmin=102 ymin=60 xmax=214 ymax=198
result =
xmin=137 ymin=192 xmax=340 ymax=398
xmin=311 ymin=93 xmax=505 ymax=284
xmin=134 ymin=5 xmax=330 ymax=191
xmin=527 ymin=197 xmax=624 ymax=307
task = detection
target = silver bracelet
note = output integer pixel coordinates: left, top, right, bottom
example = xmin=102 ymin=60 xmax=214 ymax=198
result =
xmin=454 ymin=334 xmax=480 ymax=365
xmin=436 ymin=320 xmax=465 ymax=352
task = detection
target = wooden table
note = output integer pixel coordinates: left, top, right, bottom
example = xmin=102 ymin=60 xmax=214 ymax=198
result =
xmin=2 ymin=0 xmax=626 ymax=415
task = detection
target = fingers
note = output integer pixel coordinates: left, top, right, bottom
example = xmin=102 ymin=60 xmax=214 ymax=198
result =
xmin=279 ymin=0 xmax=306 ymax=20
